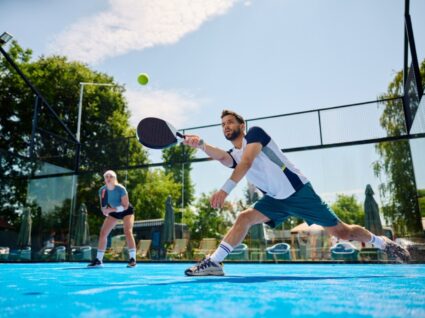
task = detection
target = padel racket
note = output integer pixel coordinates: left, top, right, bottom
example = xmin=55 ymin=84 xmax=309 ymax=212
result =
xmin=136 ymin=117 xmax=185 ymax=149
xmin=101 ymin=188 xmax=108 ymax=208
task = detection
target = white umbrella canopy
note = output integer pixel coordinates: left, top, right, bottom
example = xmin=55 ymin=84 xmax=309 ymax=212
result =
xmin=290 ymin=222 xmax=325 ymax=235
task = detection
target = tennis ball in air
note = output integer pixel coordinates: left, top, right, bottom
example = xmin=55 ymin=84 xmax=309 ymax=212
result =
xmin=137 ymin=73 xmax=149 ymax=85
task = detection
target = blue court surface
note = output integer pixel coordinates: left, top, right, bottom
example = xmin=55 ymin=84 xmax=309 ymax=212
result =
xmin=0 ymin=263 xmax=424 ymax=318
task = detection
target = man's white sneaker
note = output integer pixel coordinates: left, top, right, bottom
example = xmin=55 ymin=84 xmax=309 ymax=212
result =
xmin=184 ymin=257 xmax=224 ymax=276
xmin=381 ymin=236 xmax=410 ymax=263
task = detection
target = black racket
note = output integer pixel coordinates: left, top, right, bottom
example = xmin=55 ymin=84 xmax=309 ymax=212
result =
xmin=100 ymin=188 xmax=109 ymax=207
xmin=136 ymin=117 xmax=185 ymax=149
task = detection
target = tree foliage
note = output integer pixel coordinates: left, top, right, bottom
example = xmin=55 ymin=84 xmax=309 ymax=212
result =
xmin=417 ymin=189 xmax=425 ymax=217
xmin=188 ymin=192 xmax=234 ymax=241
xmin=162 ymin=144 xmax=196 ymax=208
xmin=373 ymin=59 xmax=425 ymax=236
xmin=0 ymin=42 xmax=182 ymax=241
xmin=0 ymin=42 xmax=37 ymax=227
xmin=129 ymin=169 xmax=181 ymax=220
xmin=331 ymin=194 xmax=364 ymax=226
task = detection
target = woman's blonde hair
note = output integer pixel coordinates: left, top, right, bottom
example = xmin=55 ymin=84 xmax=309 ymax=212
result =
xmin=103 ymin=170 xmax=118 ymax=185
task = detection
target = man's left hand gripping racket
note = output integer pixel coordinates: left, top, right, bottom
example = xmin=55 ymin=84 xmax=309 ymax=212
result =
xmin=136 ymin=117 xmax=185 ymax=149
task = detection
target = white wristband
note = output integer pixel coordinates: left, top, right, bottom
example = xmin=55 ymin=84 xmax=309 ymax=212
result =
xmin=221 ymin=179 xmax=237 ymax=194
xmin=197 ymin=139 xmax=206 ymax=151
xmin=116 ymin=205 xmax=125 ymax=212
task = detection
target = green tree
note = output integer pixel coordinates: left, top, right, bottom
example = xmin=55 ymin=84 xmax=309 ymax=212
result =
xmin=331 ymin=194 xmax=364 ymax=226
xmin=373 ymin=59 xmax=425 ymax=236
xmin=417 ymin=189 xmax=425 ymax=217
xmin=189 ymin=192 xmax=234 ymax=241
xmin=129 ymin=169 xmax=181 ymax=220
xmin=162 ymin=144 xmax=196 ymax=207
xmin=0 ymin=41 xmax=37 ymax=228
xmin=0 ymin=41 xmax=186 ymax=242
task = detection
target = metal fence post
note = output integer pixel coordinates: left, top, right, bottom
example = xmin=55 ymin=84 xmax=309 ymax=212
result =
xmin=29 ymin=96 xmax=40 ymax=158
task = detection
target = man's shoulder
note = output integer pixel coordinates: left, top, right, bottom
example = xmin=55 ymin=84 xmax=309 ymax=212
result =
xmin=245 ymin=126 xmax=271 ymax=146
xmin=246 ymin=126 xmax=266 ymax=133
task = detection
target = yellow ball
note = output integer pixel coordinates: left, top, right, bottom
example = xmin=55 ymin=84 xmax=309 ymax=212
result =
xmin=137 ymin=73 xmax=149 ymax=85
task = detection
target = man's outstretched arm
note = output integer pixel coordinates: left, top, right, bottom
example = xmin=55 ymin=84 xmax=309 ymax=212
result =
xmin=183 ymin=134 xmax=234 ymax=167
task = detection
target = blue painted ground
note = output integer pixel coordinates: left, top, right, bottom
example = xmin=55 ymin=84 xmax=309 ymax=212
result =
xmin=0 ymin=263 xmax=424 ymax=318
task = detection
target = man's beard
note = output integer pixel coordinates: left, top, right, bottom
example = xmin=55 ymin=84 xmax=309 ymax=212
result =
xmin=225 ymin=127 xmax=241 ymax=141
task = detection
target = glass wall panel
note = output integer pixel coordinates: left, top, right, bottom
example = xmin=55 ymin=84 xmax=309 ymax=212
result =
xmin=410 ymin=0 xmax=425 ymax=66
xmin=410 ymin=92 xmax=425 ymax=243
xmin=247 ymin=112 xmax=320 ymax=149
xmin=320 ymin=101 xmax=404 ymax=144
xmin=410 ymin=89 xmax=425 ymax=135
xmin=2 ymin=96 xmax=424 ymax=263
xmin=0 ymin=152 xmax=74 ymax=261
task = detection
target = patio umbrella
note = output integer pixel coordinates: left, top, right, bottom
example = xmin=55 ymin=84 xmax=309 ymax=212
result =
xmin=17 ymin=208 xmax=32 ymax=248
xmin=364 ymin=184 xmax=383 ymax=235
xmin=74 ymin=203 xmax=90 ymax=246
xmin=162 ymin=195 xmax=175 ymax=245
xmin=290 ymin=222 xmax=324 ymax=235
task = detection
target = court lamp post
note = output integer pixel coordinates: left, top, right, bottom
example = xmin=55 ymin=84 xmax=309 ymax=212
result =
xmin=0 ymin=32 xmax=13 ymax=45
xmin=77 ymin=82 xmax=115 ymax=142
xmin=69 ymin=82 xmax=116 ymax=251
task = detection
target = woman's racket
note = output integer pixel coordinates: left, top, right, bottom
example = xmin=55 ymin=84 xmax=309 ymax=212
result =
xmin=136 ymin=117 xmax=185 ymax=149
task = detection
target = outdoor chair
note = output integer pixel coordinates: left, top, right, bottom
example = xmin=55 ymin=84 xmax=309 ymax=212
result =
xmin=53 ymin=246 xmax=66 ymax=261
xmin=227 ymin=243 xmax=249 ymax=261
xmin=136 ymin=239 xmax=152 ymax=260
xmin=0 ymin=247 xmax=9 ymax=260
xmin=10 ymin=247 xmax=32 ymax=261
xmin=266 ymin=243 xmax=291 ymax=261
xmin=359 ymin=247 xmax=386 ymax=261
xmin=194 ymin=238 xmax=217 ymax=260
xmin=331 ymin=242 xmax=359 ymax=261
xmin=71 ymin=246 xmax=92 ymax=261
xmin=106 ymin=234 xmax=126 ymax=260
xmin=38 ymin=245 xmax=66 ymax=261
xmin=38 ymin=246 xmax=53 ymax=260
xmin=167 ymin=238 xmax=189 ymax=260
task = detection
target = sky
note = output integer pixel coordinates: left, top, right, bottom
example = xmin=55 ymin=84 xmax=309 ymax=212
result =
xmin=1 ymin=0 xmax=425 ymax=208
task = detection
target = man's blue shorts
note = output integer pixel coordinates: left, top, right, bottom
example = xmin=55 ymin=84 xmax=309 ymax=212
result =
xmin=253 ymin=183 xmax=340 ymax=228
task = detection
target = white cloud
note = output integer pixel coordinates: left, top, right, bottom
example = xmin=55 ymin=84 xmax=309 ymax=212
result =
xmin=49 ymin=0 xmax=239 ymax=64
xmin=125 ymin=88 xmax=203 ymax=129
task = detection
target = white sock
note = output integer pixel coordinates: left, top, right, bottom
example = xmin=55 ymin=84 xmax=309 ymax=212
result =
xmin=129 ymin=248 xmax=136 ymax=260
xmin=96 ymin=250 xmax=105 ymax=262
xmin=210 ymin=241 xmax=233 ymax=263
xmin=368 ymin=234 xmax=385 ymax=249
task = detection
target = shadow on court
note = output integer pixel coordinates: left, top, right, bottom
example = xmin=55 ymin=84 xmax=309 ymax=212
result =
xmin=66 ymin=274 xmax=406 ymax=288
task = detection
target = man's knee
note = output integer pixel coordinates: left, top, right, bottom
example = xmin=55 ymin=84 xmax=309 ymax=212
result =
xmin=235 ymin=209 xmax=258 ymax=227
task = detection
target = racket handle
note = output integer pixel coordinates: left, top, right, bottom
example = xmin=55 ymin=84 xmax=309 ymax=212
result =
xmin=176 ymin=132 xmax=185 ymax=139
